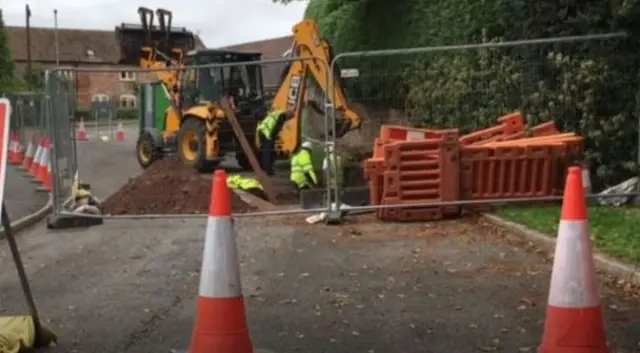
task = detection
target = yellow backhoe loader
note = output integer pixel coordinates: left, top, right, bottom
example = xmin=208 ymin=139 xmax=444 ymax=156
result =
xmin=117 ymin=7 xmax=266 ymax=172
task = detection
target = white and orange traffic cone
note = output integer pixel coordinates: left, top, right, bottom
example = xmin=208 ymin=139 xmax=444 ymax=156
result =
xmin=28 ymin=137 xmax=45 ymax=179
xmin=538 ymin=165 xmax=608 ymax=353
xmin=37 ymin=159 xmax=52 ymax=193
xmin=21 ymin=135 xmax=36 ymax=172
xmin=34 ymin=139 xmax=50 ymax=184
xmin=8 ymin=132 xmax=20 ymax=165
xmin=77 ymin=118 xmax=88 ymax=141
xmin=115 ymin=120 xmax=125 ymax=141
xmin=180 ymin=169 xmax=254 ymax=353
xmin=13 ymin=136 xmax=24 ymax=165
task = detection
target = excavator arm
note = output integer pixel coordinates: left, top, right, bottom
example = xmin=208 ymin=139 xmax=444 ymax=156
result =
xmin=271 ymin=19 xmax=361 ymax=154
xmin=136 ymin=7 xmax=181 ymax=91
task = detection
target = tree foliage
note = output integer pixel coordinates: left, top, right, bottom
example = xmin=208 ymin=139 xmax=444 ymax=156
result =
xmin=305 ymin=0 xmax=640 ymax=188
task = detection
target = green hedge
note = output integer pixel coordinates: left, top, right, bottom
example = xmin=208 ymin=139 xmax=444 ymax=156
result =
xmin=305 ymin=0 xmax=640 ymax=190
xmin=73 ymin=106 xmax=139 ymax=121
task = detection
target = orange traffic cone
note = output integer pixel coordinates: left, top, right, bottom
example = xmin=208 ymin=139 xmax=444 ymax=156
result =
xmin=115 ymin=120 xmax=125 ymax=141
xmin=21 ymin=135 xmax=37 ymax=171
xmin=36 ymin=139 xmax=50 ymax=184
xmin=538 ymin=166 xmax=608 ymax=353
xmin=7 ymin=133 xmax=14 ymax=162
xmin=12 ymin=135 xmax=24 ymax=165
xmin=8 ymin=132 xmax=19 ymax=165
xmin=183 ymin=169 xmax=253 ymax=353
xmin=77 ymin=118 xmax=88 ymax=141
xmin=37 ymin=159 xmax=52 ymax=192
xmin=28 ymin=137 xmax=44 ymax=179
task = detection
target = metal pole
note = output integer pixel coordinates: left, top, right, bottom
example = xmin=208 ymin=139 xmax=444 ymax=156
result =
xmin=25 ymin=5 xmax=32 ymax=77
xmin=54 ymin=9 xmax=59 ymax=68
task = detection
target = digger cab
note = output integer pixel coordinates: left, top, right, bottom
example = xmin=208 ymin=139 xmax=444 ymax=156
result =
xmin=180 ymin=49 xmax=267 ymax=153
xmin=115 ymin=7 xmax=195 ymax=66
xmin=179 ymin=50 xmax=265 ymax=108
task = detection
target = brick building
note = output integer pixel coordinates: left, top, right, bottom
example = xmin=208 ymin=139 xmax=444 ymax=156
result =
xmin=6 ymin=26 xmax=205 ymax=108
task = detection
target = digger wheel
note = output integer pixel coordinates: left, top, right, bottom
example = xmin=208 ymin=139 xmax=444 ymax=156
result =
xmin=136 ymin=132 xmax=163 ymax=169
xmin=177 ymin=117 xmax=218 ymax=172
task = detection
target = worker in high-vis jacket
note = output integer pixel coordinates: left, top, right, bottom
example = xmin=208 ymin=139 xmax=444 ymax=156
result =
xmin=323 ymin=144 xmax=343 ymax=190
xmin=290 ymin=141 xmax=318 ymax=190
xmin=256 ymin=110 xmax=291 ymax=175
xmin=227 ymin=174 xmax=267 ymax=200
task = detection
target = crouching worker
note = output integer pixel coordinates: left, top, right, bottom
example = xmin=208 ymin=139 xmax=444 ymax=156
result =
xmin=227 ymin=174 xmax=268 ymax=200
xmin=65 ymin=173 xmax=101 ymax=215
xmin=290 ymin=141 xmax=318 ymax=191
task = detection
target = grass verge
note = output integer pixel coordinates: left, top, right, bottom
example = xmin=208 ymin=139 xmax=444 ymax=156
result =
xmin=497 ymin=205 xmax=640 ymax=263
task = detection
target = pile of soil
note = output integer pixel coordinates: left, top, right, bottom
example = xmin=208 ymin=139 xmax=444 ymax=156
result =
xmin=101 ymin=158 xmax=256 ymax=215
xmin=270 ymin=175 xmax=302 ymax=205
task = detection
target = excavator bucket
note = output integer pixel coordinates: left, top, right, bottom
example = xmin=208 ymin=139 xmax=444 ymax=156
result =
xmin=115 ymin=7 xmax=196 ymax=65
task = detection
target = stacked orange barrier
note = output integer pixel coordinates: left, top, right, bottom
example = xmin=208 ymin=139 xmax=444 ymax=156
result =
xmin=364 ymin=129 xmax=460 ymax=221
xmin=363 ymin=111 xmax=584 ymax=222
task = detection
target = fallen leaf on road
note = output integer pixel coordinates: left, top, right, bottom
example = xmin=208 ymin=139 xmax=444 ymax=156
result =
xmin=278 ymin=298 xmax=297 ymax=304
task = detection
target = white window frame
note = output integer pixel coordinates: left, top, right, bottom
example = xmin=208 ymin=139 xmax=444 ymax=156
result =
xmin=119 ymin=94 xmax=137 ymax=108
xmin=120 ymin=71 xmax=136 ymax=82
xmin=57 ymin=69 xmax=73 ymax=80
xmin=92 ymin=94 xmax=110 ymax=103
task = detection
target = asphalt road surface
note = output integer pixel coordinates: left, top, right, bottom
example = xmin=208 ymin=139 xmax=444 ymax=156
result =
xmin=4 ymin=164 xmax=49 ymax=221
xmin=0 ymin=132 xmax=639 ymax=353
xmin=1 ymin=217 xmax=639 ymax=353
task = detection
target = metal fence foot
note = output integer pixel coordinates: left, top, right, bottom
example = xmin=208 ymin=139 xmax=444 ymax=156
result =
xmin=324 ymin=209 xmax=344 ymax=225
xmin=46 ymin=214 xmax=103 ymax=230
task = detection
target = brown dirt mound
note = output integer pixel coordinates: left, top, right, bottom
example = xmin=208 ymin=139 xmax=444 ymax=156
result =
xmin=101 ymin=158 xmax=256 ymax=215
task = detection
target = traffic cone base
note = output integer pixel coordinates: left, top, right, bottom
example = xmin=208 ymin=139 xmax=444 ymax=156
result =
xmin=539 ymin=306 xmax=608 ymax=352
xmin=539 ymin=166 xmax=609 ymax=353
xmin=190 ymin=297 xmax=252 ymax=353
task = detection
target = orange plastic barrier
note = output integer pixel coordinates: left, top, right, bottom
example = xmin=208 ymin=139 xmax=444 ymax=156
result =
xmin=363 ymin=112 xmax=584 ymax=222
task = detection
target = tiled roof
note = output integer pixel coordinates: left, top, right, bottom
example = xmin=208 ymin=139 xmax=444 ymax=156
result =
xmin=7 ymin=25 xmax=206 ymax=64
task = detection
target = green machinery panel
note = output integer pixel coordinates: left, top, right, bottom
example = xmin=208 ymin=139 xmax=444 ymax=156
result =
xmin=138 ymin=81 xmax=173 ymax=132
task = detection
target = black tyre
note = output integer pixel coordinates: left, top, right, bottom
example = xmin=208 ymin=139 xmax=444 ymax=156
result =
xmin=177 ymin=117 xmax=218 ymax=172
xmin=136 ymin=131 xmax=163 ymax=169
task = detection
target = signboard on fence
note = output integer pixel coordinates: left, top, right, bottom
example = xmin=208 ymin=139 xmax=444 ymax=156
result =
xmin=0 ymin=98 xmax=12 ymax=216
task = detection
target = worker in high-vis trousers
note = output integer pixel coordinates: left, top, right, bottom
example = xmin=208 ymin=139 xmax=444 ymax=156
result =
xmin=323 ymin=143 xmax=343 ymax=194
xmin=256 ymin=110 xmax=291 ymax=176
xmin=290 ymin=141 xmax=318 ymax=190
xmin=227 ymin=174 xmax=267 ymax=200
